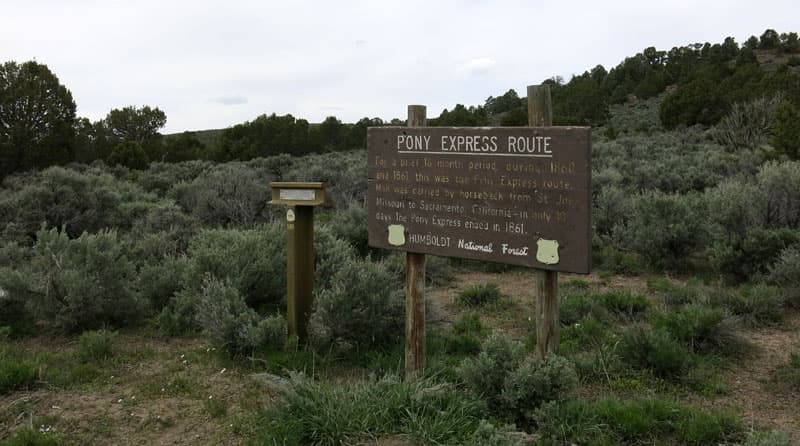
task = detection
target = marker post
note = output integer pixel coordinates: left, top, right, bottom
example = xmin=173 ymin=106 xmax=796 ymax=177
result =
xmin=270 ymin=182 xmax=327 ymax=343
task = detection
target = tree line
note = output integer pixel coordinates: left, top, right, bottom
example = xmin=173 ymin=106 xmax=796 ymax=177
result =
xmin=432 ymin=30 xmax=799 ymax=134
xmin=2 ymin=29 xmax=799 ymax=178
xmin=0 ymin=60 xmax=179 ymax=177
xmin=0 ymin=60 xmax=391 ymax=177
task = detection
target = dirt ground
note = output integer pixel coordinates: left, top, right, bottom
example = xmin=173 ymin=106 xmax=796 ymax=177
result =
xmin=429 ymin=269 xmax=800 ymax=443
xmin=687 ymin=312 xmax=800 ymax=441
xmin=1 ymin=336 xmax=258 ymax=445
xmin=2 ymin=269 xmax=798 ymax=444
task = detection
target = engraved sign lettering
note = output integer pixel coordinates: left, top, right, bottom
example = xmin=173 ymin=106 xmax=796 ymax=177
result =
xmin=367 ymin=127 xmax=591 ymax=274
xmin=280 ymin=189 xmax=316 ymax=201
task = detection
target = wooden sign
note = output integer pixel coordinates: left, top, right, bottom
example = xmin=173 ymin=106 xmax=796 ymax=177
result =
xmin=367 ymin=127 xmax=591 ymax=274
xmin=269 ymin=181 xmax=327 ymax=344
xmin=270 ymin=182 xmax=327 ymax=207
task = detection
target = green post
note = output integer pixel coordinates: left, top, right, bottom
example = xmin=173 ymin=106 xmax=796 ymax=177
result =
xmin=270 ymin=182 xmax=327 ymax=345
xmin=286 ymin=205 xmax=314 ymax=343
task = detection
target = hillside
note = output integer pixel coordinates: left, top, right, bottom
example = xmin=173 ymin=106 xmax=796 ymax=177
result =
xmin=3 ymin=29 xmax=798 ymax=178
xmin=3 ymin=90 xmax=800 ymax=443
xmin=162 ymin=30 xmax=800 ymax=164
xmin=1 ymin=29 xmax=799 ymax=445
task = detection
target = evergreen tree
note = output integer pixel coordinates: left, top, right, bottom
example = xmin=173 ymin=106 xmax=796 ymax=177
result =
xmin=0 ymin=60 xmax=76 ymax=177
xmin=104 ymin=105 xmax=167 ymax=143
xmin=107 ymin=140 xmax=149 ymax=169
xmin=770 ymin=100 xmax=800 ymax=159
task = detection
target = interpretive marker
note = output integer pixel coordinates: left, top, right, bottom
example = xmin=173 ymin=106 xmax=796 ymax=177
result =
xmin=367 ymin=127 xmax=591 ymax=274
xmin=280 ymin=188 xmax=316 ymax=202
xmin=270 ymin=182 xmax=327 ymax=344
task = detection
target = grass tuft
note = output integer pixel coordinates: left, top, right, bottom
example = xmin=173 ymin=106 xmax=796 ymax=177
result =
xmin=77 ymin=329 xmax=117 ymax=361
xmin=535 ymin=397 xmax=743 ymax=445
xmin=769 ymin=351 xmax=800 ymax=391
xmin=708 ymin=285 xmax=785 ymax=327
xmin=457 ymin=282 xmax=503 ymax=307
xmin=619 ymin=327 xmax=692 ymax=379
xmin=1 ymin=428 xmax=61 ymax=446
xmin=653 ymin=304 xmax=744 ymax=355
xmin=559 ymin=290 xmax=610 ymax=325
xmin=595 ymin=290 xmax=650 ymax=319
xmin=0 ymin=356 xmax=38 ymax=394
xmin=647 ymin=277 xmax=701 ymax=306
xmin=257 ymin=373 xmax=487 ymax=445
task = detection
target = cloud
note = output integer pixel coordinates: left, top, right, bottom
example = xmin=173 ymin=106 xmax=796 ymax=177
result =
xmin=210 ymin=95 xmax=248 ymax=106
xmin=5 ymin=0 xmax=797 ymax=133
xmin=462 ymin=57 xmax=496 ymax=75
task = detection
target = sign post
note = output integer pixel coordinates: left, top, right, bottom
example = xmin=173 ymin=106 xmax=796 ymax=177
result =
xmin=406 ymin=105 xmax=427 ymax=378
xmin=367 ymin=88 xmax=590 ymax=363
xmin=528 ymin=84 xmax=559 ymax=360
xmin=269 ymin=182 xmax=327 ymax=344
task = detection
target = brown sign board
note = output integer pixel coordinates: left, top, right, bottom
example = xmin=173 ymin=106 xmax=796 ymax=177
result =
xmin=367 ymin=127 xmax=591 ymax=274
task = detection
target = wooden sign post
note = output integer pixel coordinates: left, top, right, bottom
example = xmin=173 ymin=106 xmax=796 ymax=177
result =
xmin=406 ymin=105 xmax=427 ymax=378
xmin=528 ymin=84 xmax=559 ymax=360
xmin=269 ymin=182 xmax=327 ymax=344
xmin=367 ymin=89 xmax=590 ymax=370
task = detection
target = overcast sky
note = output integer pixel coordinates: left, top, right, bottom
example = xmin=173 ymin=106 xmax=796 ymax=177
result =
xmin=2 ymin=1 xmax=797 ymax=133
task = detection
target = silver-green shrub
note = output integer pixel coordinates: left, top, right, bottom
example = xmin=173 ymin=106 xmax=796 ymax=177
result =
xmin=708 ymin=285 xmax=786 ymax=327
xmin=312 ymin=225 xmax=359 ymax=291
xmin=767 ymin=246 xmax=800 ymax=287
xmin=754 ymin=161 xmax=800 ymax=229
xmin=624 ymin=191 xmax=707 ymax=270
xmin=131 ymin=202 xmax=200 ymax=251
xmin=459 ymin=332 xmax=577 ymax=420
xmin=162 ymin=223 xmax=355 ymax=335
xmin=468 ymin=420 xmax=529 ymax=446
xmin=458 ymin=331 xmax=526 ymax=409
xmin=619 ymin=326 xmax=692 ymax=379
xmin=0 ymin=166 xmax=146 ymax=239
xmin=328 ymin=202 xmax=369 ymax=256
xmin=712 ymin=95 xmax=783 ymax=151
xmin=592 ymin=129 xmax=740 ymax=195
xmin=172 ymin=163 xmax=273 ymax=228
xmin=135 ymin=160 xmax=213 ymax=196
xmin=606 ymin=96 xmax=663 ymax=135
xmin=705 ymin=161 xmax=800 ymax=282
xmin=708 ymin=228 xmax=799 ymax=283
xmin=77 ymin=329 xmax=117 ymax=361
xmin=592 ymin=185 xmax=631 ymax=242
xmin=194 ymin=276 xmax=286 ymax=353
xmin=500 ymin=355 xmax=578 ymax=414
xmin=283 ymin=151 xmax=367 ymax=208
xmin=653 ymin=305 xmax=742 ymax=354
xmin=308 ymin=257 xmax=403 ymax=348
xmin=740 ymin=430 xmax=792 ymax=446
xmin=137 ymin=256 xmax=191 ymax=311
xmin=245 ymin=154 xmax=295 ymax=181
xmin=706 ymin=177 xmax=760 ymax=240
xmin=1 ymin=227 xmax=145 ymax=332
xmin=187 ymin=224 xmax=287 ymax=309
xmin=155 ymin=288 xmax=201 ymax=335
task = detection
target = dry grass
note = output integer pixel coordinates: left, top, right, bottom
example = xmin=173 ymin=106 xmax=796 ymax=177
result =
xmin=0 ymin=335 xmax=262 ymax=445
xmin=435 ymin=268 xmax=800 ymax=443
xmin=2 ymin=268 xmax=798 ymax=444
